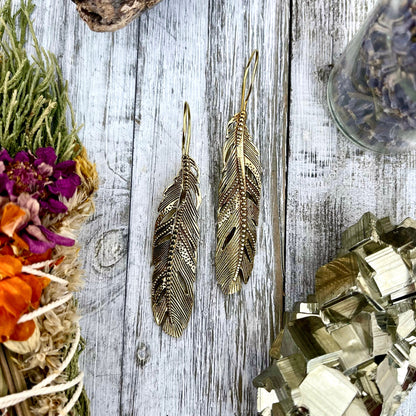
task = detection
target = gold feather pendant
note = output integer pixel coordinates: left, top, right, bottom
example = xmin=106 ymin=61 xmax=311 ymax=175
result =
xmin=216 ymin=50 xmax=261 ymax=295
xmin=151 ymin=103 xmax=201 ymax=337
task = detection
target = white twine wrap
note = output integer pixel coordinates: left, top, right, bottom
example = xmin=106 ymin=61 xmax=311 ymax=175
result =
xmin=18 ymin=293 xmax=73 ymax=324
xmin=21 ymin=265 xmax=68 ymax=286
xmin=22 ymin=260 xmax=56 ymax=270
xmin=0 ymin=265 xmax=83 ymax=415
xmin=0 ymin=373 xmax=84 ymax=408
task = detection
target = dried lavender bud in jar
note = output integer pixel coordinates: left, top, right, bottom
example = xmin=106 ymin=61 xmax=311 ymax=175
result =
xmin=328 ymin=0 xmax=416 ymax=153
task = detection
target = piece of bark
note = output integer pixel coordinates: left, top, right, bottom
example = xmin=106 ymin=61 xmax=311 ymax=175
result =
xmin=71 ymin=0 xmax=163 ymax=32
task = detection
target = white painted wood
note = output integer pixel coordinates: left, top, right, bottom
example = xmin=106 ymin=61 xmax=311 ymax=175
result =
xmin=30 ymin=3 xmax=140 ymax=415
xmin=28 ymin=0 xmax=288 ymax=414
xmin=286 ymin=0 xmax=416 ymax=414
xmin=11 ymin=0 xmax=416 ymax=414
xmin=122 ymin=1 xmax=289 ymax=415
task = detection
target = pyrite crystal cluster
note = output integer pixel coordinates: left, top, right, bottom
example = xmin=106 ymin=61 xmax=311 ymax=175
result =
xmin=254 ymin=213 xmax=416 ymax=416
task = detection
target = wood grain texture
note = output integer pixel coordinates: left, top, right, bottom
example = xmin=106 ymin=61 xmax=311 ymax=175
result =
xmin=16 ymin=0 xmax=416 ymax=414
xmin=121 ymin=1 xmax=289 ymax=414
xmin=30 ymin=2 xmax=139 ymax=414
xmin=286 ymin=0 xmax=416 ymax=413
xmin=26 ymin=0 xmax=288 ymax=415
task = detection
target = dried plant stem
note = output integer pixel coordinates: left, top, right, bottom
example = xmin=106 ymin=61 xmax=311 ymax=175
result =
xmin=0 ymin=345 xmax=30 ymax=416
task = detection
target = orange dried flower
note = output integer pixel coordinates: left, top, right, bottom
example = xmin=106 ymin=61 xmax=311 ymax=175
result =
xmin=0 ymin=202 xmax=54 ymax=262
xmin=0 ymin=255 xmax=50 ymax=342
xmin=0 ymin=254 xmax=22 ymax=280
xmin=0 ymin=203 xmax=27 ymax=239
xmin=0 ymin=199 xmax=54 ymax=342
xmin=0 ymin=202 xmax=29 ymax=254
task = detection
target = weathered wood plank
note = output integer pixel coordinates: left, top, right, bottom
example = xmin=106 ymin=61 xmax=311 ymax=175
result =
xmin=30 ymin=2 xmax=139 ymax=415
xmin=22 ymin=0 xmax=416 ymax=414
xmin=121 ymin=0 xmax=289 ymax=415
xmin=286 ymin=0 xmax=416 ymax=413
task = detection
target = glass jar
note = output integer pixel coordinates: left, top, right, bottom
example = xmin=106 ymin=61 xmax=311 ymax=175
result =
xmin=328 ymin=0 xmax=416 ymax=153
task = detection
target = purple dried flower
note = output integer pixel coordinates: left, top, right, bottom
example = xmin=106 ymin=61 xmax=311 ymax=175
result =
xmin=0 ymin=147 xmax=80 ymax=214
xmin=22 ymin=224 xmax=74 ymax=254
xmin=34 ymin=147 xmax=57 ymax=166
xmin=0 ymin=147 xmax=81 ymax=253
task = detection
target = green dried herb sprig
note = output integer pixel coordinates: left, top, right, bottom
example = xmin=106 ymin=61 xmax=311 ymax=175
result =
xmin=0 ymin=0 xmax=82 ymax=161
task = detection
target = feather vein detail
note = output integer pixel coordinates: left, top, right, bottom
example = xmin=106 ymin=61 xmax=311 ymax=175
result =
xmin=216 ymin=109 xmax=261 ymax=294
xmin=151 ymin=152 xmax=200 ymax=337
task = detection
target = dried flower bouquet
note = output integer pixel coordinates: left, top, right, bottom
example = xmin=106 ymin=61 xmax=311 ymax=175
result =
xmin=0 ymin=1 xmax=97 ymax=415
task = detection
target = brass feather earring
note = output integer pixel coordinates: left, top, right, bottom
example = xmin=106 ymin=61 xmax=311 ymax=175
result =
xmin=151 ymin=102 xmax=201 ymax=337
xmin=215 ymin=50 xmax=261 ymax=295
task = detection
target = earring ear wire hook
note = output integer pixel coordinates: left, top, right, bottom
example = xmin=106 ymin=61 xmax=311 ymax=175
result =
xmin=182 ymin=102 xmax=191 ymax=156
xmin=241 ymin=50 xmax=259 ymax=111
